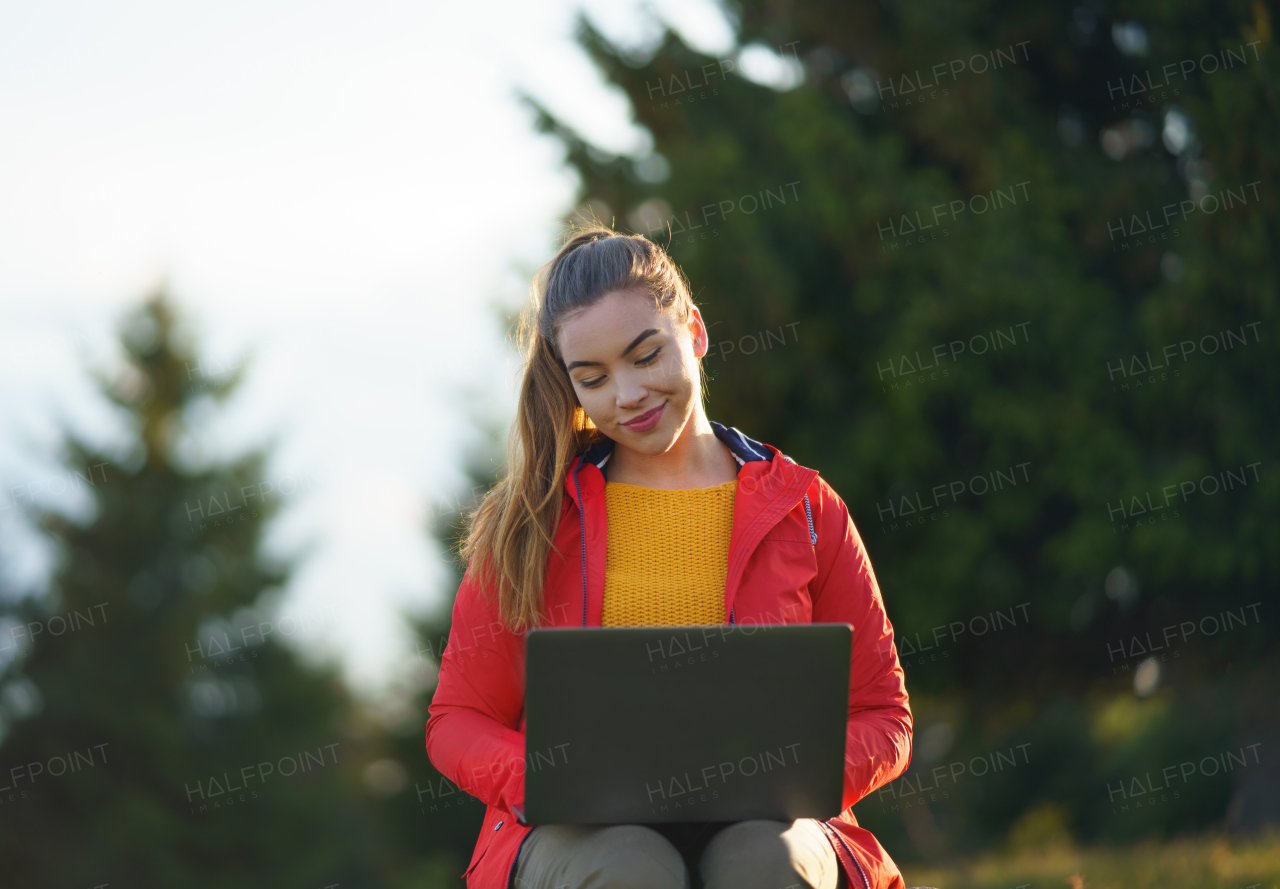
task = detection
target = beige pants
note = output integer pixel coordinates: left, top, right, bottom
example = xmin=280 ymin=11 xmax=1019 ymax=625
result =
xmin=511 ymin=818 xmax=846 ymax=889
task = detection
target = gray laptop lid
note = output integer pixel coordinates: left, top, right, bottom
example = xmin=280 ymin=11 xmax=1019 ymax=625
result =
xmin=523 ymin=623 xmax=852 ymax=825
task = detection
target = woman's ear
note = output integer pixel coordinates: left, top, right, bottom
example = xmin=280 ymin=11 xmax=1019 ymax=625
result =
xmin=689 ymin=307 xmax=709 ymax=359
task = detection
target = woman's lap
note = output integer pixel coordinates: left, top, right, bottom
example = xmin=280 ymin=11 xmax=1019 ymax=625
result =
xmin=512 ymin=818 xmax=844 ymax=889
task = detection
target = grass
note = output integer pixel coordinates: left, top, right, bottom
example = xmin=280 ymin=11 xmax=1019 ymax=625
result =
xmin=899 ymin=832 xmax=1280 ymax=889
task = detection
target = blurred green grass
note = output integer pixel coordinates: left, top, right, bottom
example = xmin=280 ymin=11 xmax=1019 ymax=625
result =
xmin=900 ymin=831 xmax=1280 ymax=889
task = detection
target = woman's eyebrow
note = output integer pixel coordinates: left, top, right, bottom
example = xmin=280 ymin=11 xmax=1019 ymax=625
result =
xmin=566 ymin=328 xmax=660 ymax=370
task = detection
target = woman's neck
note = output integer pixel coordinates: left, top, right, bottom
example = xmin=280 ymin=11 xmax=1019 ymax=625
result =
xmin=605 ymin=413 xmax=739 ymax=489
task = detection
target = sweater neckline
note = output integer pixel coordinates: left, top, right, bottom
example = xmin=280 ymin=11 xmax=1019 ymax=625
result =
xmin=604 ymin=479 xmax=738 ymax=493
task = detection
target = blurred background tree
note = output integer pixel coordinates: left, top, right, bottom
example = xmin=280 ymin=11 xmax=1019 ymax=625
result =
xmin=523 ymin=0 xmax=1277 ymax=861
xmin=0 ymin=293 xmax=389 ymax=887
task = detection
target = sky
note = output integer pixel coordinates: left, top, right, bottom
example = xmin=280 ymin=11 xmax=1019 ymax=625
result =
xmin=0 ymin=0 xmax=747 ymax=696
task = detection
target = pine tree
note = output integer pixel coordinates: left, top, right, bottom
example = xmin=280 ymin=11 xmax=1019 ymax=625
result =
xmin=529 ymin=0 xmax=1278 ymax=854
xmin=0 ymin=292 xmax=385 ymax=887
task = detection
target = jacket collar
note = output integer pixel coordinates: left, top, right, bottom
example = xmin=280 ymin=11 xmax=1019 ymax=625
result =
xmin=576 ymin=420 xmax=774 ymax=483
xmin=562 ymin=419 xmax=819 ymax=625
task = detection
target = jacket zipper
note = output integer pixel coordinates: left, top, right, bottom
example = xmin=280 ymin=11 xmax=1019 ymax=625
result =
xmin=574 ymin=462 xmax=587 ymax=627
xmin=830 ymin=829 xmax=872 ymax=889
xmin=803 ymin=492 xmax=817 ymax=544
xmin=505 ymin=827 xmax=535 ymax=889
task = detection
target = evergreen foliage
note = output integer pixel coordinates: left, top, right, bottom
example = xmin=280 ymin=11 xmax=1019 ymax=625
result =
xmin=527 ymin=0 xmax=1278 ymax=856
xmin=0 ymin=293 xmax=385 ymax=887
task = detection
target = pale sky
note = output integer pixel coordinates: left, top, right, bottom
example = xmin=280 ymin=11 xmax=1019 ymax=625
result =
xmin=0 ymin=0 xmax=789 ymax=697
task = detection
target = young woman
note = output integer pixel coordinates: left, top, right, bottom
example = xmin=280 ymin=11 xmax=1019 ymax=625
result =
xmin=425 ymin=227 xmax=914 ymax=889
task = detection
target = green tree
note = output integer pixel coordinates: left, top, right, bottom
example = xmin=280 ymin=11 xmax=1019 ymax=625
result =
xmin=529 ymin=0 xmax=1277 ymax=857
xmin=0 ymin=292 xmax=386 ymax=887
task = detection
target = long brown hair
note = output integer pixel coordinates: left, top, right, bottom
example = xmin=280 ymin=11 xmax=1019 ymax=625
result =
xmin=460 ymin=224 xmax=706 ymax=631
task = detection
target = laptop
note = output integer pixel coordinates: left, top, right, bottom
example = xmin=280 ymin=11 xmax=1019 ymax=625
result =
xmin=521 ymin=623 xmax=851 ymax=825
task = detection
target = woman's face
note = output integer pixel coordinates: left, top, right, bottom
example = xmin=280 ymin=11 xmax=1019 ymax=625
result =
xmin=555 ymin=287 xmax=707 ymax=455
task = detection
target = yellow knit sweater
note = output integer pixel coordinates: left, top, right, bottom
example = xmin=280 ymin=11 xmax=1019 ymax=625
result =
xmin=600 ymin=480 xmax=737 ymax=627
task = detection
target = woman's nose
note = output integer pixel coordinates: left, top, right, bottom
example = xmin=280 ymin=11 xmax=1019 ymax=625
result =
xmin=615 ymin=376 xmax=648 ymax=407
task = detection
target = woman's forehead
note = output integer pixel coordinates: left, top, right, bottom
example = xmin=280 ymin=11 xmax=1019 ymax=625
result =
xmin=557 ymin=290 xmax=672 ymax=350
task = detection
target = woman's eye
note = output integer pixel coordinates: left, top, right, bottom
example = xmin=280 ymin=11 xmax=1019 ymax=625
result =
xmin=580 ymin=376 xmax=605 ymax=388
xmin=637 ymin=348 xmax=662 ymax=365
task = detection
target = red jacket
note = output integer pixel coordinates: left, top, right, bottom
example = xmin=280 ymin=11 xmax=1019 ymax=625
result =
xmin=425 ymin=422 xmax=913 ymax=888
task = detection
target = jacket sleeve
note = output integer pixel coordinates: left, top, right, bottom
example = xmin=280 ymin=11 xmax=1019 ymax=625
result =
xmin=808 ymin=476 xmax=913 ymax=811
xmin=424 ymin=562 xmax=527 ymax=815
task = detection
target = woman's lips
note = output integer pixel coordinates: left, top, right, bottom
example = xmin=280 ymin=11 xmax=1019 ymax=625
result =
xmin=621 ymin=401 xmax=665 ymax=432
